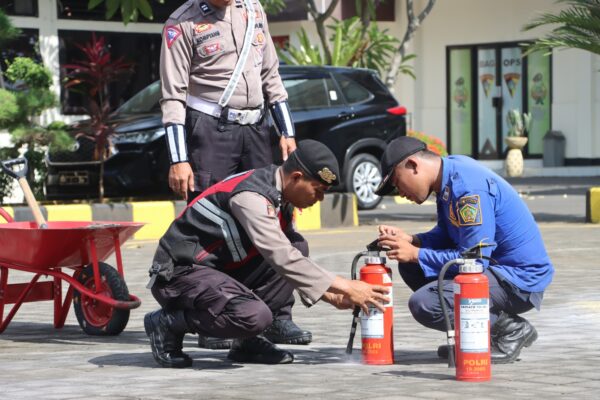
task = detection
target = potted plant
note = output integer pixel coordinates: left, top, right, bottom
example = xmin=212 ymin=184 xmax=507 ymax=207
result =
xmin=504 ymin=109 xmax=531 ymax=177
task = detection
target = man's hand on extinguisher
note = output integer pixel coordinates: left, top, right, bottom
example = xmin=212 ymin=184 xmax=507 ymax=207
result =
xmin=378 ymin=232 xmax=420 ymax=263
xmin=328 ymin=276 xmax=390 ymax=314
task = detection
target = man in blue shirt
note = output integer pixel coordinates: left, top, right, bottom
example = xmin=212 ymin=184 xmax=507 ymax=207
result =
xmin=375 ymin=136 xmax=554 ymax=364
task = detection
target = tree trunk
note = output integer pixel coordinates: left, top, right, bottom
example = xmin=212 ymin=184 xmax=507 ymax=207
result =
xmin=98 ymin=155 xmax=105 ymax=202
xmin=0 ymin=65 xmax=5 ymax=90
xmin=384 ymin=0 xmax=436 ymax=88
xmin=307 ymin=0 xmax=340 ymax=65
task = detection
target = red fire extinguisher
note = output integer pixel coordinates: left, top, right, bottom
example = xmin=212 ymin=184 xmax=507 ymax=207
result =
xmin=346 ymin=240 xmax=394 ymax=365
xmin=439 ymin=242 xmax=494 ymax=381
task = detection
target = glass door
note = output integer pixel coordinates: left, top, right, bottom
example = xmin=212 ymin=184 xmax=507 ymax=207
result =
xmin=448 ymin=42 xmax=551 ymax=159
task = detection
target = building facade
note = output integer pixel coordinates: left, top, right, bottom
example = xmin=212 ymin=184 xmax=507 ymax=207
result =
xmin=2 ymin=0 xmax=599 ymax=165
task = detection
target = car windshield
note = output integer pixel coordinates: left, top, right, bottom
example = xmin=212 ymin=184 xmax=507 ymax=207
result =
xmin=116 ymin=81 xmax=161 ymax=115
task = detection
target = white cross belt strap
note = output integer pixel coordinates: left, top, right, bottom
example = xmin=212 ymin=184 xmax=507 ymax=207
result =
xmin=218 ymin=0 xmax=256 ymax=108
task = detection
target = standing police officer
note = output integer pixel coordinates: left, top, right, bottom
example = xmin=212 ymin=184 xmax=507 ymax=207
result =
xmin=160 ymin=0 xmax=302 ymax=348
xmin=144 ymin=140 xmax=390 ymax=368
xmin=374 ymin=137 xmax=554 ymax=364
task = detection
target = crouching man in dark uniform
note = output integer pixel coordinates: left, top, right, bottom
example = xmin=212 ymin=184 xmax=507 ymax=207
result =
xmin=144 ymin=140 xmax=390 ymax=368
xmin=374 ymin=137 xmax=554 ymax=364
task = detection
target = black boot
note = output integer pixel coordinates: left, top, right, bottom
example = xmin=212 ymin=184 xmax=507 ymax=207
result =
xmin=227 ymin=335 xmax=294 ymax=364
xmin=198 ymin=335 xmax=234 ymax=350
xmin=144 ymin=309 xmax=193 ymax=368
xmin=491 ymin=312 xmax=538 ymax=364
xmin=263 ymin=319 xmax=312 ymax=345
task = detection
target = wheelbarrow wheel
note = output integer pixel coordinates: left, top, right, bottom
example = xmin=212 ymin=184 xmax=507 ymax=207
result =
xmin=73 ymin=262 xmax=130 ymax=336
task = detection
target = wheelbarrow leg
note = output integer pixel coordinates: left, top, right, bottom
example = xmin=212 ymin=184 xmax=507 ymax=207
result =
xmin=88 ymin=238 xmax=102 ymax=293
xmin=0 ymin=272 xmax=43 ymax=333
xmin=113 ymin=233 xmax=124 ymax=277
xmin=0 ymin=266 xmax=8 ymax=331
xmin=52 ymin=271 xmax=75 ymax=329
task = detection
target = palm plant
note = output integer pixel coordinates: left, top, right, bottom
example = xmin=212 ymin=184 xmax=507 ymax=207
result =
xmin=522 ymin=0 xmax=600 ymax=56
xmin=62 ymin=33 xmax=133 ymax=200
xmin=277 ymin=16 xmax=402 ymax=77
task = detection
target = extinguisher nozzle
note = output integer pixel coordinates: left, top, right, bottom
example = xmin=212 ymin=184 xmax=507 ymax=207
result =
xmin=447 ymin=344 xmax=456 ymax=368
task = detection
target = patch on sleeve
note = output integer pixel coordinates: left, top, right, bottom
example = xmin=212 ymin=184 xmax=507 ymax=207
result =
xmin=448 ymin=202 xmax=459 ymax=227
xmin=457 ymin=195 xmax=482 ymax=226
xmin=165 ymin=25 xmax=182 ymax=49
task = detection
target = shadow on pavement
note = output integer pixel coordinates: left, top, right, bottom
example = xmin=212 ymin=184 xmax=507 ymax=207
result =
xmin=0 ymin=323 xmax=149 ymax=345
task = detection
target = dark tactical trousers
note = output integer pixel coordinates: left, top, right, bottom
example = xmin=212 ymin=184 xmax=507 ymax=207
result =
xmin=151 ymin=235 xmax=308 ymax=339
xmin=398 ymin=263 xmax=536 ymax=331
xmin=185 ymin=107 xmax=276 ymax=195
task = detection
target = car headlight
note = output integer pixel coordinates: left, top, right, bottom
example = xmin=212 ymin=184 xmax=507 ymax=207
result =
xmin=112 ymin=128 xmax=165 ymax=144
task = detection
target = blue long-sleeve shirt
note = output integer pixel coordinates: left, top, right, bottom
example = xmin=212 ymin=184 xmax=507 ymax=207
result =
xmin=416 ymin=156 xmax=554 ymax=294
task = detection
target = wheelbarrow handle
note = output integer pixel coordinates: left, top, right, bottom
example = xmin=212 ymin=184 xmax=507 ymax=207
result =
xmin=0 ymin=157 xmax=28 ymax=179
xmin=0 ymin=157 xmax=47 ymax=229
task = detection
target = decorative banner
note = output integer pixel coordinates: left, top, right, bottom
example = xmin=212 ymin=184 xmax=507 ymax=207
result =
xmin=450 ymin=49 xmax=473 ymax=155
xmin=477 ymin=48 xmax=497 ymax=159
xmin=501 ymin=47 xmax=523 ymax=151
xmin=527 ymin=50 xmax=551 ymax=155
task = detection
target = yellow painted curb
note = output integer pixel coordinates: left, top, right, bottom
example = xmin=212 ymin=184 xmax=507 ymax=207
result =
xmin=352 ymin=194 xmax=359 ymax=227
xmin=45 ymin=204 xmax=92 ymax=221
xmin=294 ymin=203 xmax=321 ymax=231
xmin=132 ymin=201 xmax=175 ymax=240
xmin=588 ymin=187 xmax=600 ymax=223
xmin=393 ymin=196 xmax=435 ymax=206
xmin=0 ymin=206 xmax=14 ymax=223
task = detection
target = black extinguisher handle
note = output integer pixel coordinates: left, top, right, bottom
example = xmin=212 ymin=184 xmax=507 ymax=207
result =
xmin=345 ymin=251 xmax=368 ymax=355
xmin=438 ymin=258 xmax=464 ymax=368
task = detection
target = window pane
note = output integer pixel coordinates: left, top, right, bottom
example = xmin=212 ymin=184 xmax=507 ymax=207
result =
xmin=526 ymin=50 xmax=551 ymax=155
xmin=335 ymin=74 xmax=372 ymax=104
xmin=449 ymin=48 xmax=473 ymax=156
xmin=0 ymin=0 xmax=37 ymax=16
xmin=340 ymin=0 xmax=395 ymax=22
xmin=59 ymin=30 xmax=162 ymax=114
xmin=116 ymin=80 xmax=161 ymax=114
xmin=57 ymin=0 xmax=179 ymax=22
xmin=284 ymin=78 xmax=341 ymax=111
xmin=268 ymin=0 xmax=307 ymax=22
xmin=1 ymin=29 xmax=40 ymax=89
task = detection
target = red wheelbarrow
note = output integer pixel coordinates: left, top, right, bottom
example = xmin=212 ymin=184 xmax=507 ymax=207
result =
xmin=0 ymin=158 xmax=143 ymax=335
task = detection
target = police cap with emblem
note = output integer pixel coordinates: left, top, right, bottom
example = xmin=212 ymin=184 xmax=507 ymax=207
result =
xmin=289 ymin=140 xmax=340 ymax=186
xmin=375 ymin=136 xmax=428 ymax=196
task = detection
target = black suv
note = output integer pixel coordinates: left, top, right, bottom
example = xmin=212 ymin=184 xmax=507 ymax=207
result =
xmin=46 ymin=65 xmax=406 ymax=209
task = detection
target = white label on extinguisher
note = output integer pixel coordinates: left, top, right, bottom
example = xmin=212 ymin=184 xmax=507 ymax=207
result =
xmin=382 ymin=273 xmax=392 ymax=284
xmin=459 ymin=298 xmax=489 ymax=353
xmin=360 ymin=307 xmax=384 ymax=338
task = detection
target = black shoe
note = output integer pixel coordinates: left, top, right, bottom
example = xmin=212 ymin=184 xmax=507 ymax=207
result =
xmin=198 ymin=335 xmax=234 ymax=350
xmin=263 ymin=319 xmax=312 ymax=345
xmin=144 ymin=310 xmax=193 ymax=368
xmin=227 ymin=335 xmax=294 ymax=364
xmin=437 ymin=344 xmax=451 ymax=359
xmin=491 ymin=313 xmax=538 ymax=364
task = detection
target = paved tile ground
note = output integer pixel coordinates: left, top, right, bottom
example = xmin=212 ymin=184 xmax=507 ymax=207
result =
xmin=1 ymin=216 xmax=599 ymax=399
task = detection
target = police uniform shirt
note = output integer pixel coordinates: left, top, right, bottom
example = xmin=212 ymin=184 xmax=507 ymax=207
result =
xmin=160 ymin=0 xmax=288 ymax=125
xmin=229 ymin=167 xmax=336 ymax=306
xmin=415 ymin=156 xmax=554 ymax=299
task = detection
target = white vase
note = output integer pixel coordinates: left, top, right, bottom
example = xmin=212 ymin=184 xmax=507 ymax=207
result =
xmin=504 ymin=137 xmax=528 ymax=177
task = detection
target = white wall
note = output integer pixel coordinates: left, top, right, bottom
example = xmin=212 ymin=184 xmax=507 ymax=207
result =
xmin=272 ymin=0 xmax=600 ymax=161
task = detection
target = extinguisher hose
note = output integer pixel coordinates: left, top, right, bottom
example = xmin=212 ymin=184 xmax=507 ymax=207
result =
xmin=345 ymin=251 xmax=368 ymax=355
xmin=438 ymin=259 xmax=464 ymax=368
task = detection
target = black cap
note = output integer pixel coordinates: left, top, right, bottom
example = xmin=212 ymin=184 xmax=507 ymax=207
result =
xmin=375 ymin=136 xmax=427 ymax=196
xmin=289 ymin=140 xmax=340 ymax=186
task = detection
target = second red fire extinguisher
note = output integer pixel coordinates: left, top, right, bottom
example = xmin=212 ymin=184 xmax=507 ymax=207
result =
xmin=438 ymin=242 xmax=495 ymax=381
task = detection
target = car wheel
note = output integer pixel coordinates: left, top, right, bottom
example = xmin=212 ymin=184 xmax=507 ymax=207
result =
xmin=345 ymin=153 xmax=383 ymax=210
